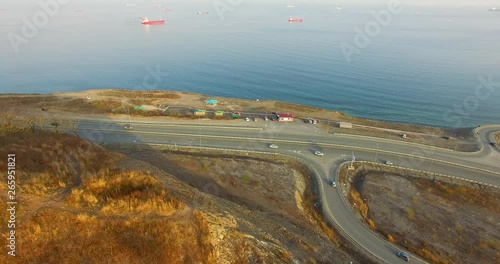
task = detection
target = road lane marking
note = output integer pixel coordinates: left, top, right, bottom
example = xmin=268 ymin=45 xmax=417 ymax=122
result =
xmin=78 ymin=128 xmax=500 ymax=176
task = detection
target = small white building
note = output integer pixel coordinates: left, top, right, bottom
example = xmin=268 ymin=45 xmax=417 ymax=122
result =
xmin=339 ymin=122 xmax=352 ymax=129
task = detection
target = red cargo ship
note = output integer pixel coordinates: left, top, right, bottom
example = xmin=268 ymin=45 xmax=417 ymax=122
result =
xmin=141 ymin=17 xmax=165 ymax=25
xmin=288 ymin=18 xmax=303 ymax=23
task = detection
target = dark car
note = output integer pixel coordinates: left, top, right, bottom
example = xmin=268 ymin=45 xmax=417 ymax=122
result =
xmin=397 ymin=252 xmax=409 ymax=262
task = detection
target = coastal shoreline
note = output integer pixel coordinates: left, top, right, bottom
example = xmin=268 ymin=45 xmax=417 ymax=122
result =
xmin=0 ymin=88 xmax=491 ymax=151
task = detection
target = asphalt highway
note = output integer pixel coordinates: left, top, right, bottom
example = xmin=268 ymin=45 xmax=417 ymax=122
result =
xmin=74 ymin=118 xmax=500 ymax=263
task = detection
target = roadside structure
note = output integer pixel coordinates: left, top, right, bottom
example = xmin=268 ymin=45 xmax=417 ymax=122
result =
xmin=339 ymin=122 xmax=352 ymax=129
xmin=232 ymin=112 xmax=241 ymax=119
xmin=194 ymin=109 xmax=206 ymax=116
xmin=206 ymin=99 xmax=218 ymax=107
xmin=277 ymin=113 xmax=294 ymax=122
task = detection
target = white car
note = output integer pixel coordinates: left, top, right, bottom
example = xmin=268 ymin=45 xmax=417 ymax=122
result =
xmin=330 ymin=181 xmax=337 ymax=187
xmin=314 ymin=151 xmax=324 ymax=156
xmin=123 ymin=124 xmax=133 ymax=130
xmin=385 ymin=160 xmax=393 ymax=165
xmin=268 ymin=144 xmax=278 ymax=149
xmin=245 ymin=117 xmax=250 ymax=121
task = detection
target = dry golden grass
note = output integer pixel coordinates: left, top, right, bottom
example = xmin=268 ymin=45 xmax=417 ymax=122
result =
xmin=0 ymin=209 xmax=215 ymax=264
xmin=0 ymin=95 xmax=59 ymax=107
xmin=366 ymin=219 xmax=376 ymax=230
xmin=418 ymin=247 xmax=449 ymax=264
xmin=416 ymin=180 xmax=500 ymax=213
xmin=302 ymin=189 xmax=340 ymax=246
xmin=479 ymin=238 xmax=500 ymax=251
xmin=349 ymin=189 xmax=368 ymax=220
xmin=0 ymin=129 xmax=217 ymax=264
xmin=90 ymin=99 xmax=123 ymax=113
xmin=47 ymin=98 xmax=123 ymax=114
xmin=66 ymin=170 xmax=184 ymax=216
xmin=0 ymin=131 xmax=121 ymax=195
xmin=128 ymin=98 xmax=156 ymax=105
xmin=349 ymin=188 xmax=377 ymax=230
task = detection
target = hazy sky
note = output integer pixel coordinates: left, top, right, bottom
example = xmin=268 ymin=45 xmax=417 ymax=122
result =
xmin=321 ymin=0 xmax=498 ymax=7
xmin=1 ymin=0 xmax=499 ymax=7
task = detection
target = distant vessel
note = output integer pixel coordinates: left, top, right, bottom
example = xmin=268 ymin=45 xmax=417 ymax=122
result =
xmin=287 ymin=5 xmax=295 ymax=8
xmin=153 ymin=4 xmax=162 ymax=7
xmin=161 ymin=8 xmax=172 ymax=12
xmin=126 ymin=4 xmax=136 ymax=7
xmin=74 ymin=9 xmax=83 ymax=12
xmin=141 ymin=17 xmax=165 ymax=25
xmin=336 ymin=7 xmax=343 ymax=10
xmin=288 ymin=18 xmax=303 ymax=22
xmin=197 ymin=11 xmax=209 ymax=15
xmin=489 ymin=7 xmax=499 ymax=11
xmin=0 ymin=8 xmax=8 ymax=11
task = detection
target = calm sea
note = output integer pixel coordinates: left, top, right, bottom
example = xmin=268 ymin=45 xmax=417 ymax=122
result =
xmin=1 ymin=0 xmax=499 ymax=128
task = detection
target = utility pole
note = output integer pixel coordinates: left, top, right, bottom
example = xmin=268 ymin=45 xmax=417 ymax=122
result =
xmin=199 ymin=116 xmax=202 ymax=151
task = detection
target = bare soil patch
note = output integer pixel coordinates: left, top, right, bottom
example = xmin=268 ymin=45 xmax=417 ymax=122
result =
xmin=347 ymin=169 xmax=500 ymax=264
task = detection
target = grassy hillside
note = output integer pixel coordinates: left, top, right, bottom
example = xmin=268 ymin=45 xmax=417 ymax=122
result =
xmin=0 ymin=127 xmax=360 ymax=263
